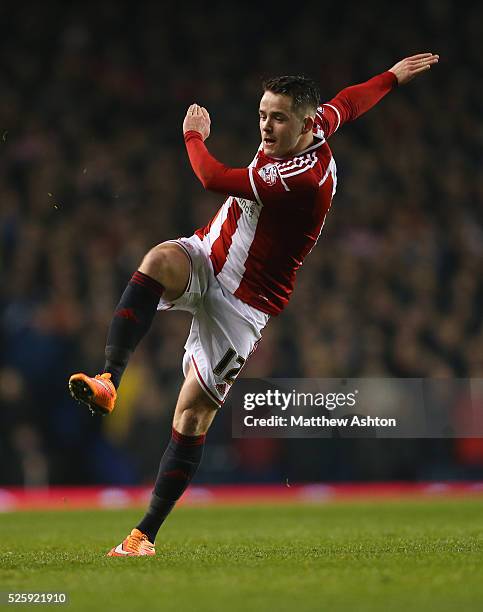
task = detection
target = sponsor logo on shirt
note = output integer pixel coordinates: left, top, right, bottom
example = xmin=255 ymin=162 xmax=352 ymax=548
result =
xmin=258 ymin=163 xmax=279 ymax=186
xmin=237 ymin=198 xmax=257 ymax=219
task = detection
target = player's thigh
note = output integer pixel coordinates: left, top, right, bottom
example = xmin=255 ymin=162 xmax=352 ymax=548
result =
xmin=173 ymin=365 xmax=219 ymax=436
xmin=139 ymin=242 xmax=191 ymax=302
xmin=189 ymin=286 xmax=267 ymax=406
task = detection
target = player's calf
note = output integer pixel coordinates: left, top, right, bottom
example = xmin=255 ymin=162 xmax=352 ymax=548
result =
xmin=132 ymin=368 xmax=215 ymax=544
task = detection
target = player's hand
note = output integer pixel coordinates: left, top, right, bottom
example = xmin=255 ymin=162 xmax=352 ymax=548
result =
xmin=389 ymin=53 xmax=439 ymax=85
xmin=183 ymin=104 xmax=211 ymax=141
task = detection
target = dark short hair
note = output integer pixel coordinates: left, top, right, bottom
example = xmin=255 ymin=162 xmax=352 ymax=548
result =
xmin=262 ymin=75 xmax=320 ymax=116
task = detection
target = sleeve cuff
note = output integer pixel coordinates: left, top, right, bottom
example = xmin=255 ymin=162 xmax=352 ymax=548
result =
xmin=383 ymin=70 xmax=399 ymax=88
xmin=184 ymin=130 xmax=204 ymax=143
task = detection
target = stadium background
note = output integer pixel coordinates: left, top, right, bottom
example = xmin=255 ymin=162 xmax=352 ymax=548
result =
xmin=1 ymin=0 xmax=482 ymax=490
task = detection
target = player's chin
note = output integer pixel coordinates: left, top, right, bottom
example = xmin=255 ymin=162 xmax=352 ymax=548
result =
xmin=263 ymin=142 xmax=280 ymax=156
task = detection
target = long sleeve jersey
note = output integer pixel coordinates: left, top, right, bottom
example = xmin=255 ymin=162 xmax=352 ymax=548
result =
xmin=184 ymin=71 xmax=397 ymax=315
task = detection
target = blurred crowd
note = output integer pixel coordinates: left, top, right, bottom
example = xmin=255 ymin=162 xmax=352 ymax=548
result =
xmin=1 ymin=1 xmax=482 ymax=487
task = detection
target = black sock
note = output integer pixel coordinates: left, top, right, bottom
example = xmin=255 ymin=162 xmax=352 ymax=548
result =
xmin=103 ymin=270 xmax=164 ymax=389
xmin=136 ymin=428 xmax=206 ymax=543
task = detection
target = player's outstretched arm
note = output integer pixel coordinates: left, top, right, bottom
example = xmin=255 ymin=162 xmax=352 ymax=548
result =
xmin=388 ymin=53 xmax=439 ymax=85
xmin=320 ymin=52 xmax=439 ymax=138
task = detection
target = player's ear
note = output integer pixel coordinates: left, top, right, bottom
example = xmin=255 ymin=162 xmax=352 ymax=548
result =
xmin=301 ymin=116 xmax=314 ymax=134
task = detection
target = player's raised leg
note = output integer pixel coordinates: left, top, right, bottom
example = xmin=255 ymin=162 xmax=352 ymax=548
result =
xmin=69 ymin=242 xmax=191 ymax=415
xmin=108 ymin=365 xmax=218 ymax=556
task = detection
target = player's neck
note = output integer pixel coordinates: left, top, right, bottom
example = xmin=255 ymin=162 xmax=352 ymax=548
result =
xmin=287 ymin=133 xmax=314 ymax=158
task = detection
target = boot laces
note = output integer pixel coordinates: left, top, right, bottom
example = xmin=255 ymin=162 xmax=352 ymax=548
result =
xmin=125 ymin=532 xmax=144 ymax=553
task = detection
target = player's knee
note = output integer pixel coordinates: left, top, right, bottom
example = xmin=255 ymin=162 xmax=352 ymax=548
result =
xmin=139 ymin=243 xmax=189 ymax=294
xmin=140 ymin=244 xmax=171 ymax=278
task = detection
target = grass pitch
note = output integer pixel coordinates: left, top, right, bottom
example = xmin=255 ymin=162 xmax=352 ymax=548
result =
xmin=1 ymin=499 xmax=483 ymax=611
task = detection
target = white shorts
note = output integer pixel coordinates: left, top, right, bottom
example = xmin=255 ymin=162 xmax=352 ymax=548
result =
xmin=157 ymin=234 xmax=270 ymax=407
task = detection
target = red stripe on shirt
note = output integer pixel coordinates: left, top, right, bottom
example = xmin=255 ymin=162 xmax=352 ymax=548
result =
xmin=195 ymin=202 xmax=225 ymax=240
xmin=209 ymin=198 xmax=243 ymax=276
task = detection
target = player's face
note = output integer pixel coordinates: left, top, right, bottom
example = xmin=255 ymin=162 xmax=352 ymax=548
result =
xmin=259 ymin=91 xmax=307 ymax=158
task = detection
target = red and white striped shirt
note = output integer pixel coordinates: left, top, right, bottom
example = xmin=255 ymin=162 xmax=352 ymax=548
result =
xmin=185 ymin=71 xmax=397 ymax=315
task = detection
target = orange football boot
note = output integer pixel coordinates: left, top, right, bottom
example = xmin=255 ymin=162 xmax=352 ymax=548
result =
xmin=68 ymin=372 xmax=117 ymax=415
xmin=107 ymin=528 xmax=155 ymax=557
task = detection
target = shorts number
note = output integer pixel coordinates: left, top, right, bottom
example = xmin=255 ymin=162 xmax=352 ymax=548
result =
xmin=213 ymin=348 xmax=246 ymax=385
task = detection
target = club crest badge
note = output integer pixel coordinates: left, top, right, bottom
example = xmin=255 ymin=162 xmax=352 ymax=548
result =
xmin=258 ymin=164 xmax=279 ymax=186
